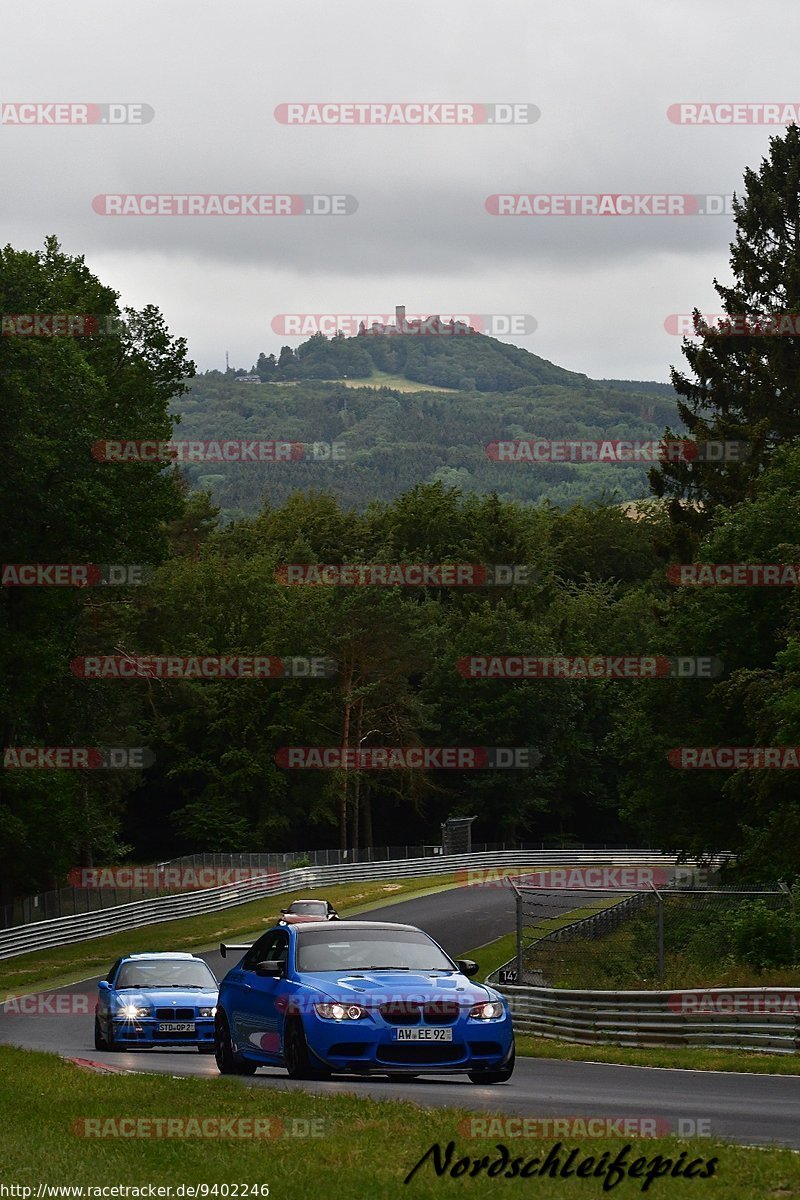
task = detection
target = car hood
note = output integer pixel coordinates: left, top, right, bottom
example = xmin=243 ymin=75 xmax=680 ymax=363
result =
xmin=111 ymin=989 xmax=218 ymax=1008
xmin=299 ymin=970 xmax=494 ymax=1006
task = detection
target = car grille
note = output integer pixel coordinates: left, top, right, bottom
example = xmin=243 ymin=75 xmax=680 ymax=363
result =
xmin=376 ymin=1043 xmax=465 ymax=1064
xmin=423 ymin=1002 xmax=459 ymax=1024
xmin=155 ymin=1007 xmax=194 ymax=1020
xmin=379 ymin=1002 xmax=421 ymax=1025
xmin=153 ymin=1028 xmax=196 ymax=1039
xmin=379 ymin=1001 xmax=460 ymax=1025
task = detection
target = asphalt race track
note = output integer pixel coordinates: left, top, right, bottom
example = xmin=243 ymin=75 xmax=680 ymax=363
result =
xmin=2 ymin=885 xmax=800 ymax=1151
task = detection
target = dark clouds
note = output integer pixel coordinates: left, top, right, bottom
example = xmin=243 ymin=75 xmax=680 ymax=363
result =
xmin=2 ymin=0 xmax=796 ymax=378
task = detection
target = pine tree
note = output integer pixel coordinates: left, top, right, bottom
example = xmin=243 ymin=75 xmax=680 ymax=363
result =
xmin=650 ymin=125 xmax=800 ymax=543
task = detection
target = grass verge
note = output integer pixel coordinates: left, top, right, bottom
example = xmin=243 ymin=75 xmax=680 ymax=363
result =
xmin=1 ymin=1045 xmax=798 ymax=1198
xmin=514 ymin=1036 xmax=800 ymax=1076
xmin=0 ymin=873 xmax=459 ymax=995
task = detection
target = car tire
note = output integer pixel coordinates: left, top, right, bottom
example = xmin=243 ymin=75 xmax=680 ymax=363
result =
xmin=283 ymin=1017 xmax=330 ymax=1080
xmin=214 ymin=1013 xmax=257 ymax=1075
xmin=468 ymin=1044 xmax=515 ymax=1084
xmin=94 ymin=1016 xmax=108 ymax=1051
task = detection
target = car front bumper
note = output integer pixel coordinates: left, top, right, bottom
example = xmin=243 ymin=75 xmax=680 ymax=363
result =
xmin=110 ymin=1018 xmax=215 ymax=1048
xmin=305 ymin=1016 xmax=514 ymax=1074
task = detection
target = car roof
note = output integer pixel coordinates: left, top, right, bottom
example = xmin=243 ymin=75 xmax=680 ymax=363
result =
xmin=289 ymin=898 xmax=329 ymax=904
xmin=292 ymin=920 xmax=422 ymax=933
xmin=122 ymin=952 xmax=199 ymax=961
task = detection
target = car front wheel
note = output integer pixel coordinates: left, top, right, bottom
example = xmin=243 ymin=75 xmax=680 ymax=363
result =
xmin=214 ymin=1013 xmax=257 ymax=1075
xmin=93 ymin=1016 xmax=108 ymax=1051
xmin=468 ymin=1044 xmax=515 ymax=1084
xmin=283 ymin=1017 xmax=330 ymax=1080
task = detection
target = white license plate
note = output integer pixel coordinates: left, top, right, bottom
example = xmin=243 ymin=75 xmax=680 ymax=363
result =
xmin=394 ymin=1027 xmax=453 ymax=1041
xmin=158 ymin=1022 xmax=195 ymax=1032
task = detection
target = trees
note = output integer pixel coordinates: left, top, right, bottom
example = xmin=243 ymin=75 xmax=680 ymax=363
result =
xmin=612 ymin=443 xmax=800 ymax=870
xmin=650 ymin=125 xmax=800 ymax=542
xmin=0 ymin=238 xmax=194 ymax=901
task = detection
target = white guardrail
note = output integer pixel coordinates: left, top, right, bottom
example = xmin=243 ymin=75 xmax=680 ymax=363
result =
xmin=0 ymin=849 xmax=674 ymax=961
xmin=495 ymin=984 xmax=800 ymax=1055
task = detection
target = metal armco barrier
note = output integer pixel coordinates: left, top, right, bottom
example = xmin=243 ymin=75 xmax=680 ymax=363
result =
xmin=0 ymin=850 xmax=677 ymax=961
xmin=496 ymin=984 xmax=800 ymax=1055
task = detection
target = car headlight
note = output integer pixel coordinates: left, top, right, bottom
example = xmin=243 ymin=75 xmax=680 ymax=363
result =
xmin=314 ymin=1002 xmax=368 ymax=1021
xmin=469 ymin=1001 xmax=505 ymax=1020
xmin=118 ymin=1004 xmax=149 ymax=1020
xmin=198 ymin=1007 xmax=216 ymax=1018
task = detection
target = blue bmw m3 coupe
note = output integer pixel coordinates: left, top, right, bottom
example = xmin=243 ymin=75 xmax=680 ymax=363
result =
xmin=215 ymin=920 xmax=514 ymax=1082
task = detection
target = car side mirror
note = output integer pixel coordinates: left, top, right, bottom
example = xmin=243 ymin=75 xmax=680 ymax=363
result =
xmin=456 ymin=959 xmax=480 ymax=978
xmin=254 ymin=959 xmax=284 ymax=977
xmin=98 ymin=980 xmax=111 ymax=992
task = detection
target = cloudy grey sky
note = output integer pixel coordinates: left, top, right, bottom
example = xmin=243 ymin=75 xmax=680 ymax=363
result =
xmin=2 ymin=0 xmax=796 ymax=381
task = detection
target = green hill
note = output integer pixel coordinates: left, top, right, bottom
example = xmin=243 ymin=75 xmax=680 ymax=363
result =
xmin=254 ymin=321 xmax=592 ymax=391
xmin=174 ymin=328 xmax=680 ymax=519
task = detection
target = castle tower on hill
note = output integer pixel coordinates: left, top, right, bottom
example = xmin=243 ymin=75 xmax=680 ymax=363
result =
xmin=357 ymin=305 xmax=462 ymax=338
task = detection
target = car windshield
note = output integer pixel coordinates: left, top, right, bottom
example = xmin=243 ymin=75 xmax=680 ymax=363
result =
xmin=115 ymin=960 xmax=217 ymax=990
xmin=295 ymin=927 xmax=455 ymax=972
xmin=290 ymin=901 xmax=327 ymax=915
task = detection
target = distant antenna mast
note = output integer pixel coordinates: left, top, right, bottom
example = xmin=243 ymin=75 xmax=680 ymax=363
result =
xmin=225 ymin=350 xmax=230 ymax=373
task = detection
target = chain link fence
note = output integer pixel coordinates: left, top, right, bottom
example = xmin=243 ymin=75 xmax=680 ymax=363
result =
xmin=501 ymin=872 xmax=796 ymax=989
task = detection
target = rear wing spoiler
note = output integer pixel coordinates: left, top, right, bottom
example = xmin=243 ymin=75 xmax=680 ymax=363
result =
xmin=219 ymin=942 xmax=252 ymax=959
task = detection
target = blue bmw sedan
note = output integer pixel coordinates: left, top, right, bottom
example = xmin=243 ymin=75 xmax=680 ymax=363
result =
xmin=94 ymin=952 xmax=218 ymax=1052
xmin=215 ymin=921 xmax=514 ymax=1082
